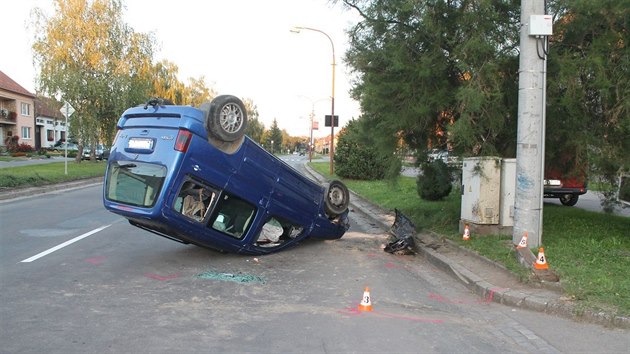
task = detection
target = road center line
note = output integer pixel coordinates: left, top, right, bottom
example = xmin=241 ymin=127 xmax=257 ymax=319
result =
xmin=20 ymin=224 xmax=112 ymax=263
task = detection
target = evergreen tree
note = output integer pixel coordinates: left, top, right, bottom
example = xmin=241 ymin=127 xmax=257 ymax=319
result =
xmin=341 ymin=0 xmax=520 ymax=167
xmin=264 ymin=118 xmax=283 ymax=153
xmin=339 ymin=0 xmax=629 ymax=207
xmin=546 ymin=0 xmax=630 ymax=209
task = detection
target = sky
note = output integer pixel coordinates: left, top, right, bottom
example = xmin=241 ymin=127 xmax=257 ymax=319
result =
xmin=1 ymin=0 xmax=362 ymax=138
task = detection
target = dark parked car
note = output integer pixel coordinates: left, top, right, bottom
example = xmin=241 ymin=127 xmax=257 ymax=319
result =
xmin=102 ymin=96 xmax=350 ymax=255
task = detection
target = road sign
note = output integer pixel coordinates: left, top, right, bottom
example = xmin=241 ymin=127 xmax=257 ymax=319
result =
xmin=324 ymin=115 xmax=338 ymax=127
xmin=59 ymin=101 xmax=74 ymax=175
xmin=60 ymin=101 xmax=75 ymax=118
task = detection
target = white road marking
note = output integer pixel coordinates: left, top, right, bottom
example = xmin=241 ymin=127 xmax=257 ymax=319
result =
xmin=20 ymin=224 xmax=112 ymax=263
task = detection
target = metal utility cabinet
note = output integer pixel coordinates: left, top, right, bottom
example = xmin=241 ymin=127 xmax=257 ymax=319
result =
xmin=499 ymin=158 xmax=516 ymax=228
xmin=460 ymin=157 xmax=516 ymax=235
xmin=461 ymin=157 xmax=501 ymax=224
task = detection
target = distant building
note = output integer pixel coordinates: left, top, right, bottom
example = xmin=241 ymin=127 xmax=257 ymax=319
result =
xmin=35 ymin=96 xmax=67 ymax=149
xmin=0 ymin=70 xmax=70 ymax=150
xmin=0 ymin=70 xmax=36 ymax=149
xmin=314 ymin=135 xmax=334 ymax=154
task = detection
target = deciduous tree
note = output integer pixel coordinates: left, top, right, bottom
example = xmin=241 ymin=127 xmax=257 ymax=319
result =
xmin=243 ymin=98 xmax=265 ymax=144
xmin=32 ymin=0 xmax=155 ymax=160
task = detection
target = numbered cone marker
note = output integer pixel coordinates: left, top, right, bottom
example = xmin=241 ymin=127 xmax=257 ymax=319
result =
xmin=358 ymin=287 xmax=373 ymax=312
xmin=534 ymin=247 xmax=549 ymax=270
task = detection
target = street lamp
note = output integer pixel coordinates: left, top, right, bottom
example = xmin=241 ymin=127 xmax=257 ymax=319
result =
xmin=290 ymin=26 xmax=336 ymax=175
xmin=298 ymin=95 xmax=329 ymax=163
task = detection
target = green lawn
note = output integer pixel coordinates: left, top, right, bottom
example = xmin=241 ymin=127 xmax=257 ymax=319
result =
xmin=0 ymin=161 xmax=106 ymax=188
xmin=311 ymin=162 xmax=630 ymax=317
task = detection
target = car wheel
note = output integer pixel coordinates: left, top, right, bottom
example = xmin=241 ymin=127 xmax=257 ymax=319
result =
xmin=201 ymin=95 xmax=248 ymax=142
xmin=324 ymin=180 xmax=350 ymax=217
xmin=559 ymin=194 xmax=579 ymax=206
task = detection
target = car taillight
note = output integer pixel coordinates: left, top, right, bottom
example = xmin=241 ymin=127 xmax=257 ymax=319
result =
xmin=175 ymin=129 xmax=192 ymax=152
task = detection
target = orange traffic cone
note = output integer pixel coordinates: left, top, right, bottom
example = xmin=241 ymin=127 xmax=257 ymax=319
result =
xmin=462 ymin=225 xmax=470 ymax=241
xmin=534 ymin=247 xmax=549 ymax=270
xmin=517 ymin=232 xmax=528 ymax=249
xmin=358 ymin=287 xmax=373 ymax=312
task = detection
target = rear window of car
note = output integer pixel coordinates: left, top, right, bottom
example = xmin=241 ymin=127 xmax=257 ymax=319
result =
xmin=105 ymin=161 xmax=167 ymax=207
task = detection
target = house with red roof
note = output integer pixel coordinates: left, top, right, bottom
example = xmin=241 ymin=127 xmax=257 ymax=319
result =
xmin=34 ymin=96 xmax=67 ymax=149
xmin=0 ymin=71 xmax=70 ymax=151
xmin=0 ymin=70 xmax=36 ymax=150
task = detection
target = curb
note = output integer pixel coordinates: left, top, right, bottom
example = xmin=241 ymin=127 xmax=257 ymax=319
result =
xmin=303 ymin=164 xmax=630 ymax=329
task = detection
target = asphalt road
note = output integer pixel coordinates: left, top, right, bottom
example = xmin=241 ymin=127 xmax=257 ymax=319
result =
xmin=0 ymin=156 xmax=628 ymax=353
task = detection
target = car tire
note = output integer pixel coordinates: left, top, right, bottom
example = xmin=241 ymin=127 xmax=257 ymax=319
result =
xmin=559 ymin=194 xmax=579 ymax=206
xmin=324 ymin=180 xmax=350 ymax=217
xmin=201 ymin=95 xmax=248 ymax=143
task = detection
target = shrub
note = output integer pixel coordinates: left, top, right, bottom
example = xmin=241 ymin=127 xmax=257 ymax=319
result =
xmin=4 ymin=135 xmax=19 ymax=152
xmin=334 ymin=120 xmax=388 ymax=180
xmin=416 ymin=160 xmax=453 ymax=200
xmin=17 ymin=143 xmax=33 ymax=153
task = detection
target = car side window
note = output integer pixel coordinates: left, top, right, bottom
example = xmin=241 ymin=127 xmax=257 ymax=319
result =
xmin=210 ymin=193 xmax=256 ymax=239
xmin=174 ymin=180 xmax=217 ymax=222
xmin=255 ymin=216 xmax=304 ymax=248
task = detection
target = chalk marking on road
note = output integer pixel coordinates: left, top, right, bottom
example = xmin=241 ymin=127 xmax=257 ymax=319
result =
xmin=20 ymin=224 xmax=112 ymax=263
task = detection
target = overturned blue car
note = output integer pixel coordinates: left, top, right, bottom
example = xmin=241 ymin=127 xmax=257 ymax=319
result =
xmin=103 ymin=95 xmax=350 ymax=255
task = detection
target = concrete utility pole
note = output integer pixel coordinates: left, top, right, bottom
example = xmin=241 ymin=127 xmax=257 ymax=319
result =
xmin=513 ymin=0 xmax=551 ymax=248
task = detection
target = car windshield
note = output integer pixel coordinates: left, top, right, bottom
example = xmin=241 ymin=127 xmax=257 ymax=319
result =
xmin=105 ymin=161 xmax=167 ymax=207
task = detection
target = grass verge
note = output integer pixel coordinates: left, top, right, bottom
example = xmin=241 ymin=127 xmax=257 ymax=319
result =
xmin=0 ymin=161 xmax=106 ymax=188
xmin=311 ymin=162 xmax=630 ymax=317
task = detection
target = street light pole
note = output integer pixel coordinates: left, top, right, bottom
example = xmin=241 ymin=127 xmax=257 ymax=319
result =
xmin=298 ymin=96 xmax=330 ymax=163
xmin=291 ymin=26 xmax=336 ymax=175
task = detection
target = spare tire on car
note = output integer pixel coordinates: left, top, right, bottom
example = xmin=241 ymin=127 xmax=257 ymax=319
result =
xmin=324 ymin=180 xmax=350 ymax=218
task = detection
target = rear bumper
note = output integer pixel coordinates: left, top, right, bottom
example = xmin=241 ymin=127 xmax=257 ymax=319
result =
xmin=544 ymin=187 xmax=587 ymax=197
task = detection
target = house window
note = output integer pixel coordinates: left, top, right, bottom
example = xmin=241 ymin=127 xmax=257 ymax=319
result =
xmin=47 ymin=130 xmax=54 ymax=141
xmin=21 ymin=103 xmax=30 ymax=116
xmin=22 ymin=126 xmax=31 ymax=139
